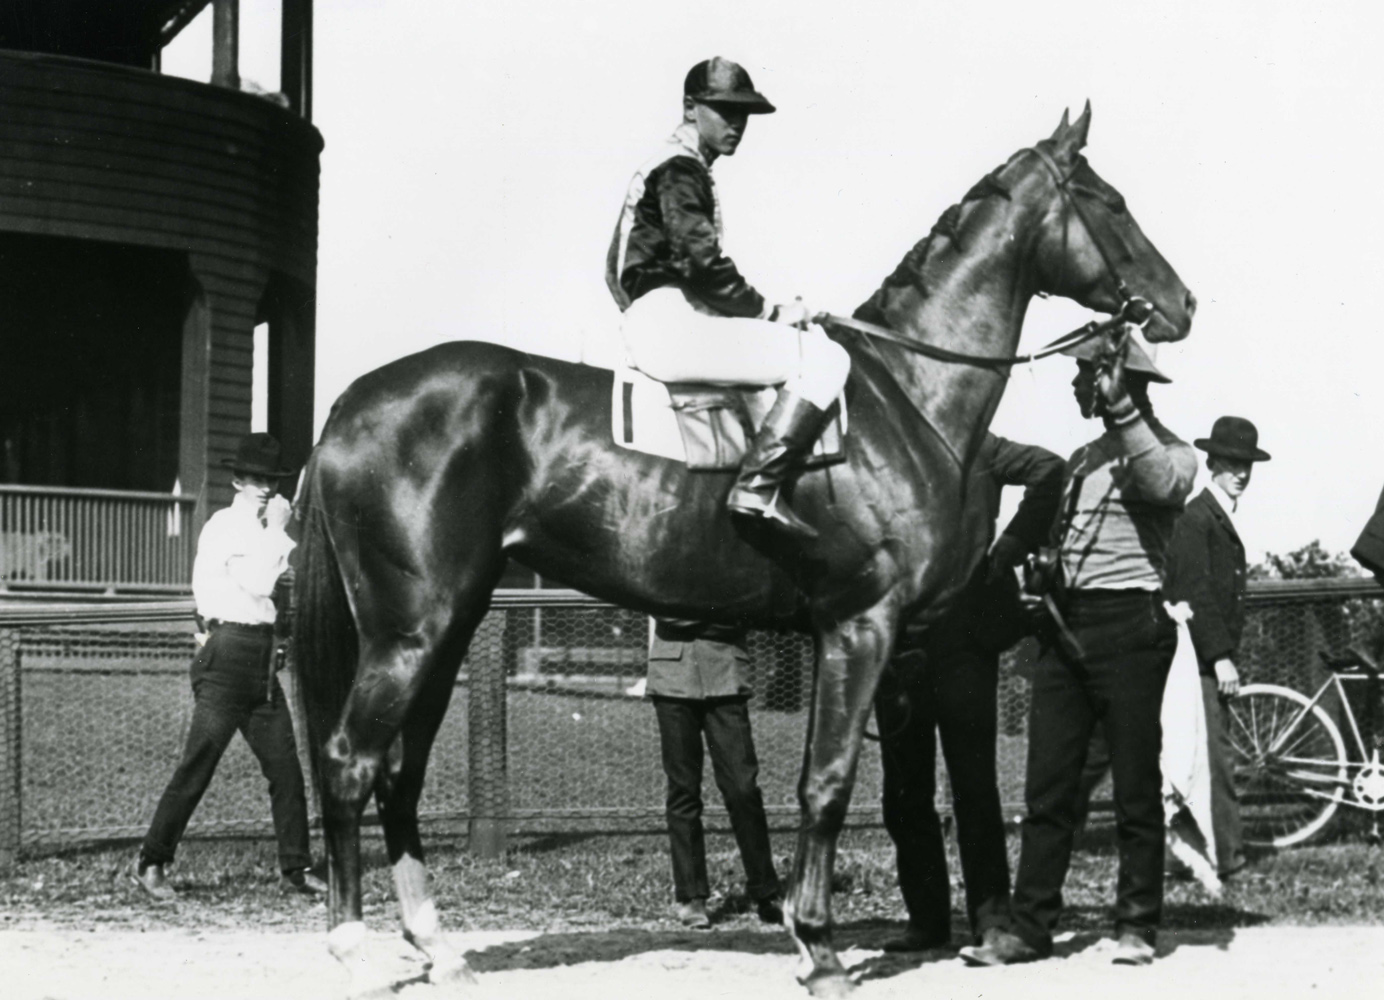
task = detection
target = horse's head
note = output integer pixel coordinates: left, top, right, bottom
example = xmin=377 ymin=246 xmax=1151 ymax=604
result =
xmin=1029 ymin=102 xmax=1195 ymax=343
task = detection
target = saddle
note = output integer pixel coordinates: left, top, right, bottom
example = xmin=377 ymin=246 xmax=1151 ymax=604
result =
xmin=612 ymin=365 xmax=846 ymax=470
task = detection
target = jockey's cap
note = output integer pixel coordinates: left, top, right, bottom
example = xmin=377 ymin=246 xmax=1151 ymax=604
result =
xmin=684 ymin=57 xmax=776 ymax=114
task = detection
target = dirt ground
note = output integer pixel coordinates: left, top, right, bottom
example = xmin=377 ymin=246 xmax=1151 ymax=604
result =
xmin=5 ymin=923 xmax=1383 ymax=1000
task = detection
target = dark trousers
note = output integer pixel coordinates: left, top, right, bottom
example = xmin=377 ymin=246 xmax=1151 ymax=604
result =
xmin=1074 ymin=679 xmax=1244 ymax=876
xmin=652 ymin=696 xmax=781 ymax=903
xmin=1202 ymin=675 xmax=1245 ymax=873
xmin=141 ymin=625 xmax=312 ymax=873
xmin=1012 ymin=590 xmax=1176 ymax=951
xmin=876 ymin=628 xmax=1012 ymax=942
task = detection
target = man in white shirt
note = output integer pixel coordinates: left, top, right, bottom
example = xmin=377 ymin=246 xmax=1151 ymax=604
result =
xmin=131 ymin=434 xmax=324 ymax=900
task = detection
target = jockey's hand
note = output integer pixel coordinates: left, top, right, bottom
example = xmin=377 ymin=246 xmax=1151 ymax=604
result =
xmin=1214 ymin=658 xmax=1241 ymax=698
xmin=771 ymin=298 xmax=812 ymax=329
xmin=986 ymin=534 xmax=1027 ymax=585
xmin=263 ymin=495 xmax=293 ymax=532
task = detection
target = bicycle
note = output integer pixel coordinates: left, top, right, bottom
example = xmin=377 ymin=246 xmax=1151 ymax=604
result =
xmin=1230 ymin=647 xmax=1384 ymax=848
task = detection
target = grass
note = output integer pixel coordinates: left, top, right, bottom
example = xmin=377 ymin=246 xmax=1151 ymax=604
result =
xmin=5 ymin=823 xmax=1384 ymax=941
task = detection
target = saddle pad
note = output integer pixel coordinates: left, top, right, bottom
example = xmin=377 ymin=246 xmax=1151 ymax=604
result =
xmin=611 ymin=365 xmax=846 ymax=470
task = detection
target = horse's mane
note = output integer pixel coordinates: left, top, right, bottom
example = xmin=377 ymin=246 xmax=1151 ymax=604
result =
xmin=852 ymin=161 xmax=1016 ymax=327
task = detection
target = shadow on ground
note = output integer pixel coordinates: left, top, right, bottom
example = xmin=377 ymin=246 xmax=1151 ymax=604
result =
xmin=466 ymin=917 xmax=925 ymax=973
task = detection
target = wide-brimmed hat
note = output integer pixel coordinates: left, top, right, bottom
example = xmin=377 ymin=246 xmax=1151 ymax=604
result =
xmin=1195 ymin=416 xmax=1271 ymax=462
xmin=684 ymin=57 xmax=776 ymax=114
xmin=221 ymin=432 xmax=295 ymax=477
xmin=1061 ymin=329 xmax=1171 ymax=384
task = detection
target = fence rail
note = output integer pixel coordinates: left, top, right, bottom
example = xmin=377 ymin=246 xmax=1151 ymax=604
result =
xmin=0 ymin=484 xmax=196 ymax=593
xmin=0 ymin=578 xmax=1381 ymax=867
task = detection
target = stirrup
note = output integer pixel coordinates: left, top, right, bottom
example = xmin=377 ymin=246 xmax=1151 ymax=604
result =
xmin=727 ymin=487 xmax=819 ymax=541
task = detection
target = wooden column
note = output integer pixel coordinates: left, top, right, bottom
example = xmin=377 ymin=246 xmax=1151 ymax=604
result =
xmin=211 ymin=0 xmax=240 ymax=90
xmin=178 ymin=278 xmax=212 ymax=534
xmin=281 ymin=0 xmax=314 ymax=120
xmin=267 ymin=280 xmax=317 ymax=488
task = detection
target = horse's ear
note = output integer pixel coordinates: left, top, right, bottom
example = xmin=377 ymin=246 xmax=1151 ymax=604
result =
xmin=1053 ymin=100 xmax=1092 ymax=161
xmin=1050 ymin=107 xmax=1070 ymax=141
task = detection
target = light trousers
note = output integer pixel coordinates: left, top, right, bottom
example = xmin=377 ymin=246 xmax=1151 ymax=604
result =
xmin=622 ymin=288 xmax=850 ymax=409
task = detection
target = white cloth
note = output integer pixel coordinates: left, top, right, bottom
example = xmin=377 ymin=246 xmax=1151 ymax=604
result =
xmin=191 ymin=493 xmax=296 ymax=625
xmin=1160 ymin=600 xmax=1222 ymax=896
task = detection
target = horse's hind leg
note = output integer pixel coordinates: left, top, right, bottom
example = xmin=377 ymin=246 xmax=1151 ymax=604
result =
xmin=373 ymin=622 xmax=483 ymax=987
xmin=787 ymin=601 xmax=899 ymax=998
xmin=321 ymin=611 xmax=484 ymax=996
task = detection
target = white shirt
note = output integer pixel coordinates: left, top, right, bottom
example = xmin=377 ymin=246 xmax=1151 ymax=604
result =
xmin=1207 ymin=479 xmax=1240 ymax=535
xmin=191 ymin=493 xmax=296 ymax=625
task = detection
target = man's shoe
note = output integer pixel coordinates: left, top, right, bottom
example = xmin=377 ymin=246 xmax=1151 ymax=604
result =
xmin=755 ymin=894 xmax=784 ymax=925
xmin=959 ymin=927 xmax=1042 ymax=966
xmin=129 ymin=858 xmax=176 ymax=902
xmin=1110 ymin=933 xmax=1156 ymax=966
xmin=882 ymin=924 xmax=951 ymax=953
xmin=726 ymin=391 xmax=827 ymax=542
xmin=675 ymin=898 xmax=712 ymax=929
xmin=281 ymin=868 xmax=328 ymax=896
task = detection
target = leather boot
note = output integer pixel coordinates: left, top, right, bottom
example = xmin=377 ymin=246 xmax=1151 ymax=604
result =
xmin=726 ymin=390 xmax=826 ymax=541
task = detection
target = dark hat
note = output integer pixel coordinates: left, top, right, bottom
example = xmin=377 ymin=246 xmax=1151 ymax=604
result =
xmin=684 ymin=57 xmax=776 ymax=114
xmin=1195 ymin=416 xmax=1271 ymax=462
xmin=221 ymin=432 xmax=295 ymax=477
xmin=1061 ymin=330 xmax=1171 ymax=384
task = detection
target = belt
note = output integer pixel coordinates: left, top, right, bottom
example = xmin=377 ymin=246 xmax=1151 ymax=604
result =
xmin=207 ymin=620 xmax=275 ymax=635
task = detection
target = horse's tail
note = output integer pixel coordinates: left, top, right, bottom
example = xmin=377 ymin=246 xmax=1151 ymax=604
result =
xmin=292 ymin=455 xmax=358 ymax=800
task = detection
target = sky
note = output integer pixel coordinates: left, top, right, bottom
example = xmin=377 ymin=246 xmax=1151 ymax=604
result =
xmin=165 ymin=0 xmax=1384 ymax=565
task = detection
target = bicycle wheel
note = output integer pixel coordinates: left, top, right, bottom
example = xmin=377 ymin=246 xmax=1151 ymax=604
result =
xmin=1229 ymin=683 xmax=1348 ymax=848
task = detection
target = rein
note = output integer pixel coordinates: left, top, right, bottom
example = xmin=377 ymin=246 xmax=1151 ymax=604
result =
xmin=819 ymin=296 xmax=1151 ymax=371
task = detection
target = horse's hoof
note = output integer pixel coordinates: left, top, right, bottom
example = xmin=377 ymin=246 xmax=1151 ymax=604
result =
xmin=428 ymin=957 xmax=478 ymax=988
xmin=805 ymin=972 xmax=856 ymax=998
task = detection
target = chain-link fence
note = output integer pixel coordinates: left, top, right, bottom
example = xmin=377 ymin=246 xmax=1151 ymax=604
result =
xmin=2 ymin=578 xmax=1381 ymax=862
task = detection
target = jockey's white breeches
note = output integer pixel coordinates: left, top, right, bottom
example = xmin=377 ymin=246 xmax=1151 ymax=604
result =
xmin=622 ymin=288 xmax=851 ymax=410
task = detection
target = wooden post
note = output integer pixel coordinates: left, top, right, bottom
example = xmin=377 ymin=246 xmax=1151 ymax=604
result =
xmin=467 ymin=610 xmax=510 ymax=858
xmin=0 ymin=628 xmax=20 ymax=871
xmin=211 ymin=0 xmax=240 ymax=90
xmin=280 ymin=0 xmax=313 ymax=120
xmin=178 ymin=278 xmax=211 ymax=537
xmin=267 ymin=280 xmax=316 ymax=489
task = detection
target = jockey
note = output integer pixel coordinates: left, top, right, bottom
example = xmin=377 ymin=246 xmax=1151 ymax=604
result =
xmin=606 ymin=57 xmax=851 ymax=541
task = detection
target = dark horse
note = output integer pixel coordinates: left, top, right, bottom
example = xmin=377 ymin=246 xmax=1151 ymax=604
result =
xmin=294 ymin=105 xmax=1194 ymax=997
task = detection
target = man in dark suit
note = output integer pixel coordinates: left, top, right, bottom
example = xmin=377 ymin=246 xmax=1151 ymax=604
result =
xmin=1162 ymin=415 xmax=1271 ymax=877
xmin=876 ymin=433 xmax=1064 ymax=953
xmin=1351 ymin=484 xmax=1384 ymax=581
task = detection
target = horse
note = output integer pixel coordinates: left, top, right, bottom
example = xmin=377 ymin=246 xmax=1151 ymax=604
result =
xmin=293 ymin=103 xmax=1195 ymax=997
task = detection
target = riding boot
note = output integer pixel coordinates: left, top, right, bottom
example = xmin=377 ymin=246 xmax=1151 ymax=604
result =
xmin=726 ymin=390 xmax=827 ymax=541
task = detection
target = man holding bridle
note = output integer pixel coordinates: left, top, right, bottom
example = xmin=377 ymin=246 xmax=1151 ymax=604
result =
xmin=607 ymin=56 xmax=851 ymax=541
xmin=962 ymin=329 xmax=1196 ymax=968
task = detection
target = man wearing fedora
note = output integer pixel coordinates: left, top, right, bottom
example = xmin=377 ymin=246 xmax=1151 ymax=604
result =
xmin=1162 ymin=416 xmax=1271 ymax=878
xmin=130 ymin=433 xmax=324 ymax=900
xmin=607 ymin=56 xmax=850 ymax=541
xmin=963 ymin=330 xmax=1196 ymax=968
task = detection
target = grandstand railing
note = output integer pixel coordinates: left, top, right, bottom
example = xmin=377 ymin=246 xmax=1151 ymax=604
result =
xmin=0 ymin=484 xmax=197 ymax=593
xmin=1 ymin=577 xmax=1380 ymax=868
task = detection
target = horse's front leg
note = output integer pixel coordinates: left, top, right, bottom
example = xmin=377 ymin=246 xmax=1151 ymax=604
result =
xmin=788 ymin=600 xmax=900 ymax=997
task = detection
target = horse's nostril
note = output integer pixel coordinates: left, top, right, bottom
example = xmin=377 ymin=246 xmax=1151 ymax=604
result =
xmin=1185 ymin=290 xmax=1198 ymax=316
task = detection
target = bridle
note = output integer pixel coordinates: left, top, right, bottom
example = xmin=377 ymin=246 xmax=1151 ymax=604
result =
xmin=819 ymin=144 xmax=1149 ymax=369
xmin=1026 ymin=143 xmax=1136 ymax=310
